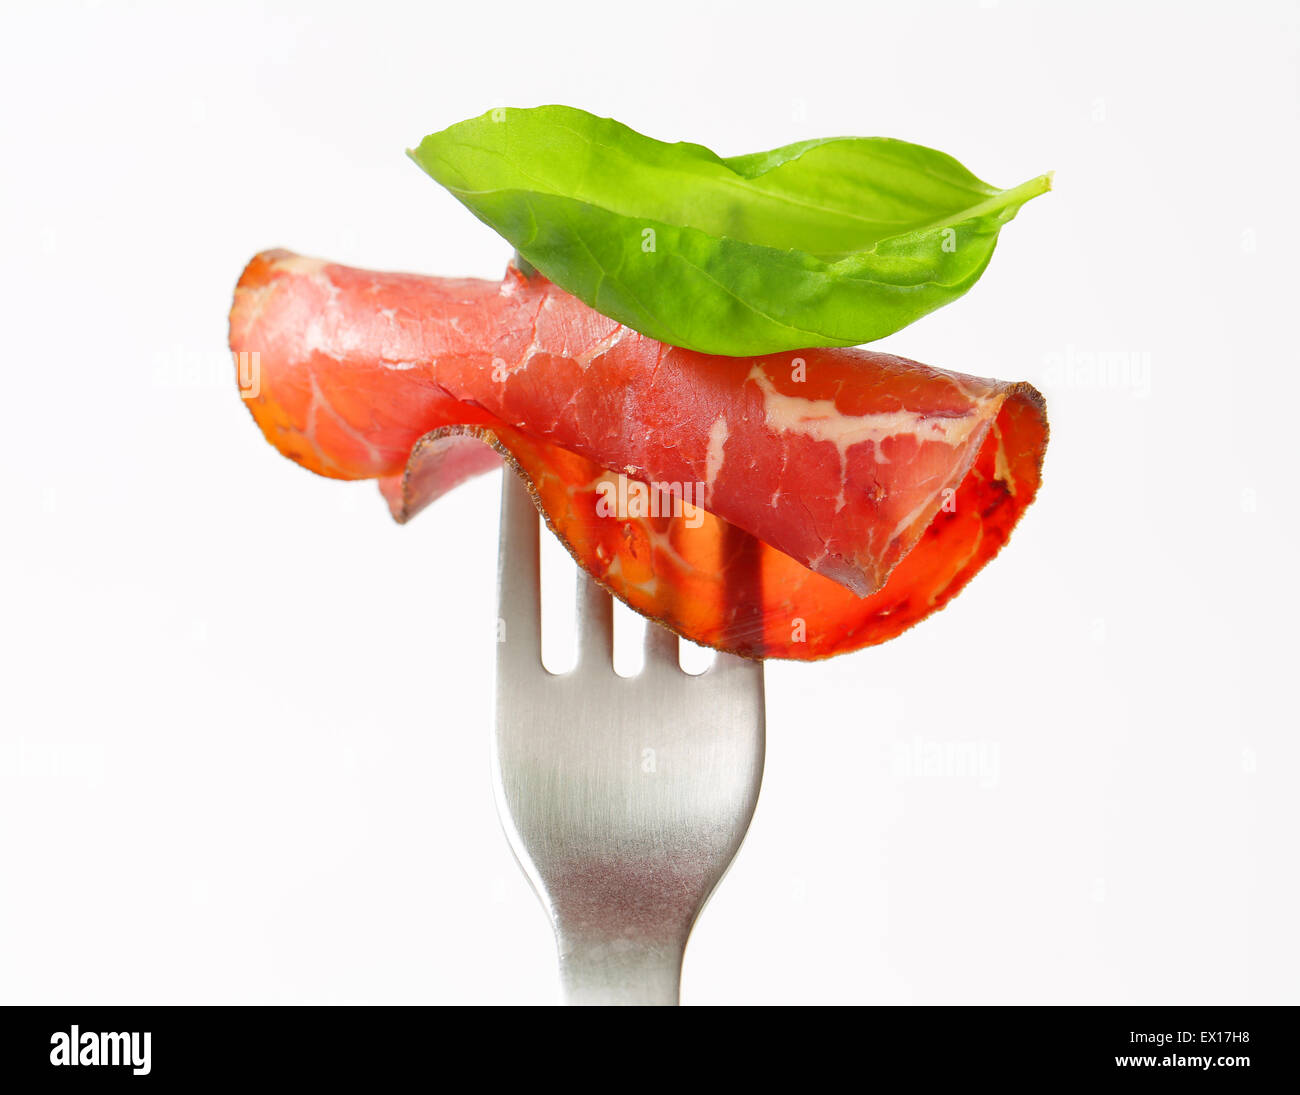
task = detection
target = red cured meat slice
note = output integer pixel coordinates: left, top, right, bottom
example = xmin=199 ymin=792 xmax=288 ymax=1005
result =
xmin=230 ymin=250 xmax=1048 ymax=659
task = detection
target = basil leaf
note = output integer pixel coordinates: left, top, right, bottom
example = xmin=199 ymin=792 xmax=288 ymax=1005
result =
xmin=409 ymin=105 xmax=1050 ymax=356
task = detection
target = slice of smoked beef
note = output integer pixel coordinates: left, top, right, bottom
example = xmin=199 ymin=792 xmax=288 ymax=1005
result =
xmin=230 ymin=250 xmax=1048 ymax=659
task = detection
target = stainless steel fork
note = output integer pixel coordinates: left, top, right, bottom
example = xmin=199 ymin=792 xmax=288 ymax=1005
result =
xmin=492 ymin=473 xmax=766 ymax=1006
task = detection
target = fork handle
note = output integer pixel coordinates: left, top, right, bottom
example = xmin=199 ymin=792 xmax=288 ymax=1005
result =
xmin=557 ymin=933 xmax=685 ymax=1006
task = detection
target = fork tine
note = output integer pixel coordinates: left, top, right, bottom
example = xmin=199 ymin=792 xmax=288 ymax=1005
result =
xmin=576 ymin=573 xmax=613 ymax=667
xmin=496 ymin=472 xmax=542 ymax=673
xmin=643 ymin=619 xmax=679 ymax=671
xmin=710 ymin=651 xmax=764 ymax=679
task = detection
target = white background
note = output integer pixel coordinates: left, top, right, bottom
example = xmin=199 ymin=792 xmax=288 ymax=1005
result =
xmin=2 ymin=0 xmax=1296 ymax=1004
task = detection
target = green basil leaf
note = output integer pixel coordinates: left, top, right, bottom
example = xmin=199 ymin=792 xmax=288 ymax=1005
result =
xmin=409 ymin=105 xmax=1050 ymax=356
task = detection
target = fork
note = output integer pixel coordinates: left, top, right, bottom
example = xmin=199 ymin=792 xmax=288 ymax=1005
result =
xmin=492 ymin=473 xmax=766 ymax=1006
